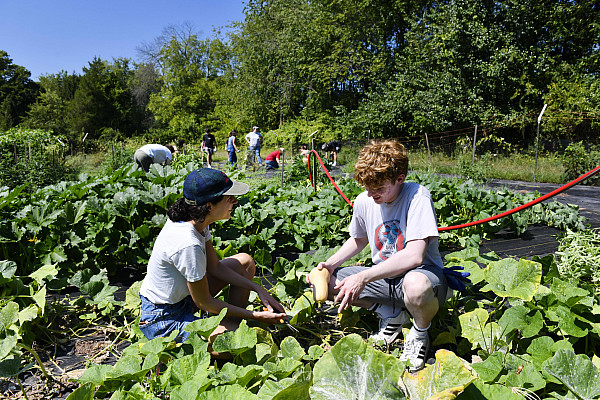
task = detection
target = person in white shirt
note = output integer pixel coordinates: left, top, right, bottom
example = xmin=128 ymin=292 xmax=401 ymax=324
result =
xmin=245 ymin=126 xmax=263 ymax=165
xmin=309 ymin=139 xmax=450 ymax=372
xmin=134 ymin=144 xmax=175 ymax=172
xmin=138 ymin=168 xmax=286 ymax=345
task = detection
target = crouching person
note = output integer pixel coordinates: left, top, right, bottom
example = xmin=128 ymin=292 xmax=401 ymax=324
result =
xmin=138 ymin=168 xmax=286 ymax=344
xmin=309 ymin=139 xmax=449 ymax=372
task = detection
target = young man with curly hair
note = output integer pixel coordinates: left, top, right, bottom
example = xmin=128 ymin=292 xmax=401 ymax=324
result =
xmin=310 ymin=139 xmax=449 ymax=372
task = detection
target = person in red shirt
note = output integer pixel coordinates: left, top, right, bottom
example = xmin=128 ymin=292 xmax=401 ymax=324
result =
xmin=265 ymin=148 xmax=284 ymax=170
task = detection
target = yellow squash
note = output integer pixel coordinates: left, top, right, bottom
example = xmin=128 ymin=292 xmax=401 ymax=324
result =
xmin=309 ymin=267 xmax=330 ymax=302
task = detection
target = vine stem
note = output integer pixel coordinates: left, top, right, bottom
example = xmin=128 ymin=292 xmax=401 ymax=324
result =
xmin=15 ymin=343 xmax=54 ymax=384
xmin=16 ymin=375 xmax=31 ymax=400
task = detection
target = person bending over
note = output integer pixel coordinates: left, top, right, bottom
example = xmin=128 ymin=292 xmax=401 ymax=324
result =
xmin=321 ymin=141 xmax=342 ymax=166
xmin=138 ymin=168 xmax=286 ymax=344
xmin=134 ymin=144 xmax=175 ymax=172
xmin=265 ymin=148 xmax=284 ymax=170
xmin=309 ymin=139 xmax=448 ymax=372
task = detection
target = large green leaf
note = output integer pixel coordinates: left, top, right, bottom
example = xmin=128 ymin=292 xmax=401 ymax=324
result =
xmin=197 ymin=384 xmax=257 ymax=399
xmin=0 ymin=260 xmax=17 ymax=284
xmin=169 ymin=375 xmax=213 ymax=400
xmin=279 ymin=336 xmax=305 ymax=361
xmin=481 ymin=258 xmax=542 ymax=300
xmin=0 ymin=355 xmax=22 ymax=378
xmin=498 ymin=304 xmax=543 ymax=338
xmin=257 ymin=370 xmax=312 ymax=400
xmin=471 ymin=351 xmax=504 ymax=382
xmin=168 ymin=351 xmax=211 ymax=386
xmin=212 ymin=320 xmax=257 ymax=356
xmin=0 ymin=301 xmax=19 ymax=329
xmin=29 ymin=264 xmax=58 ymax=285
xmin=459 ymin=308 xmax=503 ymax=352
xmin=65 ymin=382 xmax=95 ymax=400
xmin=545 ymin=304 xmax=588 ymax=338
xmin=545 ymin=349 xmax=600 ymax=400
xmin=185 ymin=308 xmax=227 ymax=339
xmin=400 ymin=349 xmax=476 ymax=399
xmin=310 ymin=334 xmax=406 ymax=399
xmin=459 ymin=379 xmax=523 ymax=399
xmin=550 ymin=278 xmax=591 ymax=307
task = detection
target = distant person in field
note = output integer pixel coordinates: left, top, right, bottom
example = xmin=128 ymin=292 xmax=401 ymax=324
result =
xmin=300 ymin=145 xmax=310 ymax=163
xmin=138 ymin=168 xmax=286 ymax=345
xmin=245 ymin=126 xmax=263 ymax=165
xmin=134 ymin=144 xmax=175 ymax=172
xmin=322 ymin=140 xmax=342 ymax=166
xmin=226 ymin=130 xmax=240 ymax=167
xmin=202 ymin=128 xmax=217 ymax=168
xmin=309 ymin=139 xmax=468 ymax=372
xmin=265 ymin=148 xmax=284 ymax=170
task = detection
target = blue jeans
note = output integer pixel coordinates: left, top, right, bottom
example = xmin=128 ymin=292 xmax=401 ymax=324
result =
xmin=266 ymin=160 xmax=279 ymax=169
xmin=249 ymin=146 xmax=261 ymax=164
xmin=228 ymin=150 xmax=237 ymax=165
xmin=139 ymin=294 xmax=200 ymax=342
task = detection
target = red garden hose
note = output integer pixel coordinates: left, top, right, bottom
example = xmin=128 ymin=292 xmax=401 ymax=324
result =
xmin=307 ymin=149 xmax=600 ymax=231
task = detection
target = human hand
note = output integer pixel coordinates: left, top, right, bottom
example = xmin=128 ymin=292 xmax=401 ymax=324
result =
xmin=443 ymin=266 xmax=471 ymax=294
xmin=333 ymin=273 xmax=366 ymax=313
xmin=257 ymin=288 xmax=286 ymax=314
xmin=306 ymin=262 xmax=334 ymax=284
xmin=255 ymin=310 xmax=288 ymax=325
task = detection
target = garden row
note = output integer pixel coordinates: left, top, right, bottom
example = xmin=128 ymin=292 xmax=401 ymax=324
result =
xmin=0 ymin=159 xmax=598 ymax=399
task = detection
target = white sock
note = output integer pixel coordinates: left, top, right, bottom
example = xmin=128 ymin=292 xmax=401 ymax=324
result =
xmin=410 ymin=322 xmax=430 ymax=338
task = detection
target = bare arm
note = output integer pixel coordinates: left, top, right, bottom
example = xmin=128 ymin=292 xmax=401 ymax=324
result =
xmin=311 ymin=236 xmax=369 ymax=279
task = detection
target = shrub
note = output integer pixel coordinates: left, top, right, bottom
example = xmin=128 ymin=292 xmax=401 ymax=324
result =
xmin=556 ymin=228 xmax=600 ymax=289
xmin=0 ymin=128 xmax=74 ymax=190
xmin=563 ymin=142 xmax=600 ymax=185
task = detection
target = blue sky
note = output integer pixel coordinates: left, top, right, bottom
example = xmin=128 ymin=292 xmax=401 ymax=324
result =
xmin=0 ymin=0 xmax=246 ymax=80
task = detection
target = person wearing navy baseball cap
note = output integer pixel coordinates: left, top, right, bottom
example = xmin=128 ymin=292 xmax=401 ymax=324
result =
xmin=138 ymin=168 xmax=286 ymax=348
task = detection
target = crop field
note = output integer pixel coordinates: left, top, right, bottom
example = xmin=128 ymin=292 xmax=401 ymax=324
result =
xmin=1 ymin=157 xmax=600 ymax=400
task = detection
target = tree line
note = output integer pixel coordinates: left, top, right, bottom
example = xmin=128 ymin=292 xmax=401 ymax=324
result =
xmin=1 ymin=0 xmax=599 ymax=149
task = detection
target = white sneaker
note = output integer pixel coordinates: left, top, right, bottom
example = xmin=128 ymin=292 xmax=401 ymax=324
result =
xmin=369 ymin=309 xmax=410 ymax=345
xmin=400 ymin=330 xmax=430 ymax=372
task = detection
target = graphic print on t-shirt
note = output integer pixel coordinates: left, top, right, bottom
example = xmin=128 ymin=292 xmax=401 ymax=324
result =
xmin=374 ymin=220 xmax=404 ymax=260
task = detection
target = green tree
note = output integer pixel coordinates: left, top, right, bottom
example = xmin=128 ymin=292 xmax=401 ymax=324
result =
xmin=227 ymin=0 xmax=428 ymax=130
xmin=22 ymin=71 xmax=80 ymax=134
xmin=67 ymin=57 xmax=142 ymax=139
xmin=351 ymin=0 xmax=600 ymax=142
xmin=146 ymin=24 xmax=232 ymax=141
xmin=0 ymin=51 xmax=39 ymax=130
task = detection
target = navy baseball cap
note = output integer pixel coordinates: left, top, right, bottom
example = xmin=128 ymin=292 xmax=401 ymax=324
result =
xmin=183 ymin=168 xmax=249 ymax=206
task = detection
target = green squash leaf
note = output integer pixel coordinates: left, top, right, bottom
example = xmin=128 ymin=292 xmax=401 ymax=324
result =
xmin=400 ymin=349 xmax=476 ymax=399
xmin=65 ymin=382 xmax=95 ymax=400
xmin=481 ymin=258 xmax=542 ymax=300
xmin=185 ymin=308 xmax=227 ymax=339
xmin=498 ymin=305 xmax=543 ymax=338
xmin=197 ymin=384 xmax=257 ymax=399
xmin=545 ymin=349 xmax=600 ymax=400
xmin=310 ymin=334 xmax=405 ymax=399
xmin=459 ymin=309 xmax=502 ymax=352
xmin=212 ymin=320 xmax=257 ymax=356
xmin=279 ymin=336 xmax=305 ymax=361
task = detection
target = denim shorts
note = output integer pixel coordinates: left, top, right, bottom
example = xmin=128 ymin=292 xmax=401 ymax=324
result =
xmin=139 ymin=294 xmax=200 ymax=342
xmin=333 ymin=264 xmax=448 ymax=313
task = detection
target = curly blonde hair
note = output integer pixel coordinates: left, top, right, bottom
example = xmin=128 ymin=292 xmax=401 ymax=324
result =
xmin=354 ymin=140 xmax=408 ymax=188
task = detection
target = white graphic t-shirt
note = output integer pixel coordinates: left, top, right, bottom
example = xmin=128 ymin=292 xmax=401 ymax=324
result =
xmin=349 ymin=182 xmax=443 ymax=268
